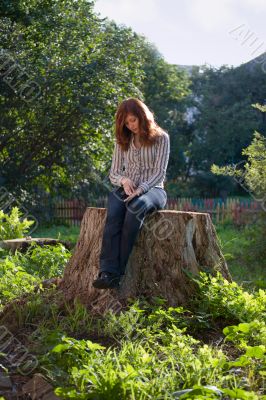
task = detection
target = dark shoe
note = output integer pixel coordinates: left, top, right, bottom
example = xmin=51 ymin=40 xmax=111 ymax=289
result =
xmin=92 ymin=271 xmax=120 ymax=289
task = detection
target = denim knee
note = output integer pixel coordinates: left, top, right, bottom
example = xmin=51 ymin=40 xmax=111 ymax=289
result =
xmin=126 ymin=197 xmax=150 ymax=219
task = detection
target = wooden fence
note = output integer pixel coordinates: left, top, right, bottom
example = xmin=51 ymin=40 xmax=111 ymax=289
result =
xmin=53 ymin=198 xmax=87 ymax=226
xmin=50 ymin=196 xmax=263 ymax=227
xmin=166 ymin=197 xmax=262 ymax=226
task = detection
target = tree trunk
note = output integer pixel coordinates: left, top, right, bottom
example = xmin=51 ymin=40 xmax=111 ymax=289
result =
xmin=59 ymin=207 xmax=231 ymax=312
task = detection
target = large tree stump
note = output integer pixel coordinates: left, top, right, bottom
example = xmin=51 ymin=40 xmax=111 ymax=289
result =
xmin=59 ymin=207 xmax=231 ymax=311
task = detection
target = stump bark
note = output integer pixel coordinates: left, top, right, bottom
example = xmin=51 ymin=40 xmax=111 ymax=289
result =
xmin=60 ymin=207 xmax=231 ymax=312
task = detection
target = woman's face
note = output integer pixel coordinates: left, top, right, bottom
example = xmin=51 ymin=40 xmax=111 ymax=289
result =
xmin=125 ymin=113 xmax=140 ymax=134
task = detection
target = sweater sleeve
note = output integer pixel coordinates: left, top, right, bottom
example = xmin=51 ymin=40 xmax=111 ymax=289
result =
xmin=138 ymin=132 xmax=170 ymax=194
xmin=109 ymin=140 xmax=125 ymax=186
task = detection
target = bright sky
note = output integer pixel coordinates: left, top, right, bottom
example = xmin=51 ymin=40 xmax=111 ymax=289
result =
xmin=94 ymin=0 xmax=266 ymax=68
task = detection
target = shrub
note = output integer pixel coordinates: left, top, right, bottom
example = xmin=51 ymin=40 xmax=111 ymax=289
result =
xmin=0 ymin=207 xmax=34 ymax=240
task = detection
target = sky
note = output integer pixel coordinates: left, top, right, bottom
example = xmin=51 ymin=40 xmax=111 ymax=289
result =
xmin=94 ymin=0 xmax=266 ymax=68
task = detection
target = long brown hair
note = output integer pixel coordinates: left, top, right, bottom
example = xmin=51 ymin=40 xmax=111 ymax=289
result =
xmin=115 ymin=98 xmax=164 ymax=151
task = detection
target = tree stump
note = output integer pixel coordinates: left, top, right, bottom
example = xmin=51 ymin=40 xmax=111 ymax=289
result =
xmin=59 ymin=207 xmax=231 ymax=312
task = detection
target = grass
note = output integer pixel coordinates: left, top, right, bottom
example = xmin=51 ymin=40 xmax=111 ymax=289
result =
xmin=0 ymin=219 xmax=265 ymax=399
xmin=216 ymin=221 xmax=266 ymax=288
xmin=1 ymin=274 xmax=265 ymax=399
xmin=31 ymin=223 xmax=80 ymax=244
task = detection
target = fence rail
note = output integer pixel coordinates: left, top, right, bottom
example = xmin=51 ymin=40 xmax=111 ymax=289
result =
xmin=45 ymin=196 xmax=263 ymax=227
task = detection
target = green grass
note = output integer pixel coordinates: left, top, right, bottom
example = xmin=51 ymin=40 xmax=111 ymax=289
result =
xmin=4 ymin=273 xmax=265 ymax=399
xmin=215 ymin=221 xmax=266 ymax=288
xmin=1 ymin=219 xmax=265 ymax=399
xmin=31 ymin=224 xmax=80 ymax=244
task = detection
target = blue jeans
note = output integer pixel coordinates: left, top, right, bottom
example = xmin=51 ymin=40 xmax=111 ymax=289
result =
xmin=99 ymin=186 xmax=167 ymax=276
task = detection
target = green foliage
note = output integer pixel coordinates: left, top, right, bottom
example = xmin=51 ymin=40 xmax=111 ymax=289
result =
xmin=0 ymin=0 xmax=145 ymax=201
xmin=0 ymin=268 xmax=261 ymax=398
xmin=0 ymin=242 xmax=70 ymax=307
xmin=56 ymin=298 xmax=94 ymax=335
xmin=193 ymin=272 xmax=266 ymax=323
xmin=140 ymin=42 xmax=192 ymax=183
xmin=0 ymin=207 xmax=34 ymax=239
xmin=32 ymin=224 xmax=80 ymax=244
xmin=216 ymin=222 xmax=266 ymax=287
xmin=20 ymin=242 xmax=71 ymax=278
xmin=212 ymin=117 xmax=266 ymax=278
xmin=222 ymin=388 xmax=260 ymax=400
xmin=176 ymin=385 xmax=223 ymax=399
xmin=211 ymin=114 xmax=266 ymax=201
xmin=224 ymin=321 xmax=266 ymax=347
xmin=31 ymin=273 xmax=264 ymax=399
xmin=0 ymin=250 xmax=38 ymax=304
xmin=41 ymin=330 xmax=228 ymax=399
xmin=0 ymin=206 xmax=265 ymax=397
xmin=2 ymin=2 xmax=265 ymax=201
xmin=180 ymin=64 xmax=266 ymax=196
xmin=100 ymin=299 xmax=210 ymax=344
xmin=241 ymin=133 xmax=266 ymax=201
xmin=241 ymin=219 xmax=266 ymax=274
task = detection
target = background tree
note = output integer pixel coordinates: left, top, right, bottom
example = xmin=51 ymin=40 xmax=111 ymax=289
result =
xmin=211 ymin=104 xmax=266 ymax=204
xmin=183 ymin=64 xmax=266 ymax=196
xmin=211 ymin=104 xmax=266 ymax=264
xmin=140 ymin=43 xmax=192 ymax=194
xmin=0 ymin=0 xmax=144 ymax=205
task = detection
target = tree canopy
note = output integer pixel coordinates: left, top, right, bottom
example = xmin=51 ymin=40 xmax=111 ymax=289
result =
xmin=0 ymin=0 xmax=145 ymax=201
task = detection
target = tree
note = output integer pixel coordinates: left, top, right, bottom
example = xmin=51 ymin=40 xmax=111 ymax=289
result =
xmin=0 ymin=0 xmax=145 ymax=203
xmin=180 ymin=64 xmax=266 ymax=196
xmin=140 ymin=43 xmax=192 ymax=187
xmin=211 ymin=104 xmax=266 ymax=263
xmin=211 ymin=104 xmax=266 ymax=204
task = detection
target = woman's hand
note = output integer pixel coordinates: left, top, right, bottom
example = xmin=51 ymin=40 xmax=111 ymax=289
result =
xmin=124 ymin=187 xmax=143 ymax=203
xmin=121 ymin=177 xmax=137 ymax=195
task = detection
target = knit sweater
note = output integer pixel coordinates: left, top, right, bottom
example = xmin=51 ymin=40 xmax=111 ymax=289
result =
xmin=109 ymin=130 xmax=170 ymax=194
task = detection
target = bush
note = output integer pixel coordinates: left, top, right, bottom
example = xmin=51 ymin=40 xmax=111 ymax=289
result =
xmin=0 ymin=207 xmax=34 ymax=240
xmin=0 ymin=243 xmax=71 ymax=307
xmin=193 ymin=272 xmax=266 ymax=323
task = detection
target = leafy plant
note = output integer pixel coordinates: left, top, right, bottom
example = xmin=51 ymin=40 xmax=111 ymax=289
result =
xmin=192 ymin=272 xmax=266 ymax=323
xmin=0 ymin=207 xmax=34 ymax=240
xmin=211 ymin=128 xmax=266 ymax=202
xmin=0 ymin=256 xmax=38 ymax=305
xmin=0 ymin=242 xmax=70 ymax=307
xmin=223 ymin=321 xmax=266 ymax=348
xmin=20 ymin=242 xmax=71 ymax=279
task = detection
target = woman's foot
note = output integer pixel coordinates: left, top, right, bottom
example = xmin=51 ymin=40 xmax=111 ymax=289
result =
xmin=92 ymin=271 xmax=121 ymax=289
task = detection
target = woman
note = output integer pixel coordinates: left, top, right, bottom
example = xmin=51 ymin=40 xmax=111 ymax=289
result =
xmin=93 ymin=98 xmax=170 ymax=289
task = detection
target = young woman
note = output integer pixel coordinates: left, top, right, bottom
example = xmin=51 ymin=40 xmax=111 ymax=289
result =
xmin=93 ymin=98 xmax=170 ymax=289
